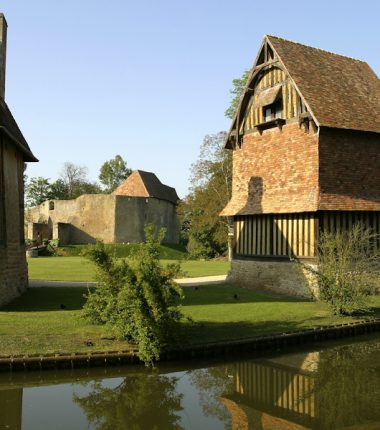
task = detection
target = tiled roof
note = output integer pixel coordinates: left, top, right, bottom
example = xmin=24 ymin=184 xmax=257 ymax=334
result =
xmin=0 ymin=99 xmax=37 ymax=161
xmin=112 ymin=170 xmax=179 ymax=204
xmin=267 ymin=35 xmax=380 ymax=133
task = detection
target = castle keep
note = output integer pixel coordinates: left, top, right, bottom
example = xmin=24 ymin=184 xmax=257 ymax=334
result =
xmin=221 ymin=35 xmax=380 ymax=297
xmin=0 ymin=14 xmax=38 ymax=306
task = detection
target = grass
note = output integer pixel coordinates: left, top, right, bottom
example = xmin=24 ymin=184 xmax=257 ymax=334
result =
xmin=56 ymin=243 xmax=188 ymax=259
xmin=1 ymin=284 xmax=379 ymax=356
xmin=27 ymin=256 xmax=230 ymax=281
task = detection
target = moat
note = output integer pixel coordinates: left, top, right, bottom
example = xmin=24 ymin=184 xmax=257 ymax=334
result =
xmin=1 ymin=333 xmax=379 ymax=429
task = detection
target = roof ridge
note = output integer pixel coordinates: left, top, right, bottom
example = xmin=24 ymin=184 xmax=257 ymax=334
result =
xmin=266 ymin=34 xmax=368 ymax=64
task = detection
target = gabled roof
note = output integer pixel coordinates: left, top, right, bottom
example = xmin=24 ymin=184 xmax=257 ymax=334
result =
xmin=112 ymin=170 xmax=179 ymax=204
xmin=226 ymin=35 xmax=380 ymax=147
xmin=0 ymin=99 xmax=37 ymax=161
xmin=267 ymin=35 xmax=380 ymax=134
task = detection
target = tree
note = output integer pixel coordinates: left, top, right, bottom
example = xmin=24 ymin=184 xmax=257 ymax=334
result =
xmin=99 ymin=154 xmax=132 ymax=193
xmin=82 ymin=225 xmax=183 ymax=364
xmin=49 ymin=179 xmax=68 ymax=200
xmin=59 ymin=162 xmax=100 ymax=199
xmin=59 ymin=162 xmax=88 ymax=199
xmin=179 ymin=70 xmax=249 ymax=259
xmin=224 ymin=69 xmax=250 ymax=119
xmin=74 ymin=374 xmax=183 ymax=429
xmin=179 ymin=132 xmax=232 ymax=258
xmin=25 ymin=177 xmax=52 ymax=206
xmin=306 ymin=223 xmax=380 ymax=315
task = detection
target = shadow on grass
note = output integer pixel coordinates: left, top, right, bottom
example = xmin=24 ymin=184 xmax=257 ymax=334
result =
xmin=175 ymin=317 xmax=333 ymax=347
xmin=0 ymin=287 xmax=88 ymax=312
xmin=182 ymin=284 xmax=309 ymax=306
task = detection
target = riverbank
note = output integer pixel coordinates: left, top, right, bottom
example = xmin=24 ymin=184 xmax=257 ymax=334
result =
xmin=1 ymin=284 xmax=380 ymax=370
xmin=2 ymin=318 xmax=379 ymax=371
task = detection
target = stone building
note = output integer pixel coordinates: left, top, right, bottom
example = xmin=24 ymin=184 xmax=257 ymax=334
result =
xmin=0 ymin=14 xmax=38 ymax=306
xmin=221 ymin=35 xmax=380 ymax=297
xmin=27 ymin=170 xmax=180 ymax=244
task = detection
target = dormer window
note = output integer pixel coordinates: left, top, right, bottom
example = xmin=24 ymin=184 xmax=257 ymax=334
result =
xmin=264 ymin=98 xmax=283 ymax=122
xmin=253 ymin=83 xmax=283 ymax=124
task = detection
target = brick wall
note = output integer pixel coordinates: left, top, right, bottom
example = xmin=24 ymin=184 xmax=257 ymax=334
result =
xmin=319 ymin=128 xmax=380 ymax=211
xmin=222 ymin=122 xmax=319 ymax=215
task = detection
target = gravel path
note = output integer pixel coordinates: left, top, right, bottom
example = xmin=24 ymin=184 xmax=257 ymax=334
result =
xmin=28 ymin=275 xmax=227 ymax=288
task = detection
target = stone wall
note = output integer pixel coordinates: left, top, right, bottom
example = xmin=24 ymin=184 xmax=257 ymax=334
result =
xmin=27 ymin=195 xmax=116 ymax=244
xmin=26 ymin=194 xmax=180 ymax=245
xmin=227 ymin=258 xmax=318 ymax=299
xmin=0 ymin=137 xmax=28 ymax=306
xmin=114 ymin=196 xmax=179 ymax=243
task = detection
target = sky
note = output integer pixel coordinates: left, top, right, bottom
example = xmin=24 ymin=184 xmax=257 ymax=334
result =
xmin=1 ymin=0 xmax=379 ymax=198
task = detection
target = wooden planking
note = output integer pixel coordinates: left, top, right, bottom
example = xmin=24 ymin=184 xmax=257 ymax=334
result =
xmin=320 ymin=211 xmax=380 ymax=250
xmin=235 ymin=211 xmax=380 ymax=258
xmin=235 ymin=213 xmax=318 ymax=257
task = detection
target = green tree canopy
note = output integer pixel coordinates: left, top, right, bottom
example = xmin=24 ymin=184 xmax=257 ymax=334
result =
xmin=179 ymin=132 xmax=232 ymax=258
xmin=25 ymin=177 xmax=52 ymax=207
xmin=26 ymin=162 xmax=101 ymax=206
xmin=99 ymin=155 xmax=132 ymax=193
xmin=178 ymin=69 xmax=250 ymax=258
xmin=224 ymin=69 xmax=250 ymax=119
xmin=75 ymin=374 xmax=183 ymax=429
xmin=82 ymin=225 xmax=183 ymax=364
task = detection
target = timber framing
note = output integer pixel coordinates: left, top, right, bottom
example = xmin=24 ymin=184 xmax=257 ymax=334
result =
xmin=222 ymin=35 xmax=380 ymax=267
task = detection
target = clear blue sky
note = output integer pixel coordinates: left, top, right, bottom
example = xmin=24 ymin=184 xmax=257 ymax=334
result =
xmin=2 ymin=0 xmax=379 ymax=197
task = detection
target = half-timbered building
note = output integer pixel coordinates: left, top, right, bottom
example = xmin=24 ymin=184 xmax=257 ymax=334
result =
xmin=221 ymin=35 xmax=380 ymax=297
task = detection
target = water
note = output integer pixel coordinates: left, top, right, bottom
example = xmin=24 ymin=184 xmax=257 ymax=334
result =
xmin=0 ymin=333 xmax=379 ymax=429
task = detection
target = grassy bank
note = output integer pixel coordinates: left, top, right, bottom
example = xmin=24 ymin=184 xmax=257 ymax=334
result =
xmin=27 ymin=256 xmax=230 ymax=281
xmin=1 ymin=285 xmax=379 ymax=356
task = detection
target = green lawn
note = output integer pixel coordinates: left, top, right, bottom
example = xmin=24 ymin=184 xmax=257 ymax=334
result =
xmin=27 ymin=256 xmax=230 ymax=281
xmin=57 ymin=243 xmax=188 ymax=259
xmin=1 ymin=284 xmax=379 ymax=356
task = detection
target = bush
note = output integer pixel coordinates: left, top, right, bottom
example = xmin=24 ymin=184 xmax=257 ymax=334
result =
xmin=312 ymin=223 xmax=380 ymax=316
xmin=82 ymin=225 xmax=183 ymax=364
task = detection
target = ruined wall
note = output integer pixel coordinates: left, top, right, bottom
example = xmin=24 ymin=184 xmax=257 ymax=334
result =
xmin=27 ymin=194 xmax=180 ymax=245
xmin=0 ymin=137 xmax=28 ymax=306
xmin=50 ymin=195 xmax=117 ymax=244
xmin=114 ymin=196 xmax=180 ymax=243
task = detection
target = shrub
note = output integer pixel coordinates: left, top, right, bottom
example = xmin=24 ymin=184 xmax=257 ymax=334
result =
xmin=312 ymin=223 xmax=380 ymax=316
xmin=82 ymin=225 xmax=183 ymax=364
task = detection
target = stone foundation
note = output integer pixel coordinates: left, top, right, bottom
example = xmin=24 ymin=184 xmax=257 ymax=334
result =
xmin=227 ymin=258 xmax=318 ymax=299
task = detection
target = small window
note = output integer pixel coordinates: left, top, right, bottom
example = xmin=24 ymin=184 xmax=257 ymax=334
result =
xmin=263 ymin=98 xmax=283 ymax=122
xmin=49 ymin=201 xmax=55 ymax=211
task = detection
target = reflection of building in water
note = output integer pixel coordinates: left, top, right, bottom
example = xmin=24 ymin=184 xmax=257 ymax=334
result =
xmin=221 ymin=353 xmax=319 ymax=429
xmin=0 ymin=388 xmax=22 ymax=429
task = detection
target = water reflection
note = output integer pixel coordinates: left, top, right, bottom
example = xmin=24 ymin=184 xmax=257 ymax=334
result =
xmin=220 ymin=338 xmax=380 ymax=429
xmin=74 ymin=373 xmax=183 ymax=429
xmin=0 ymin=334 xmax=379 ymax=430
